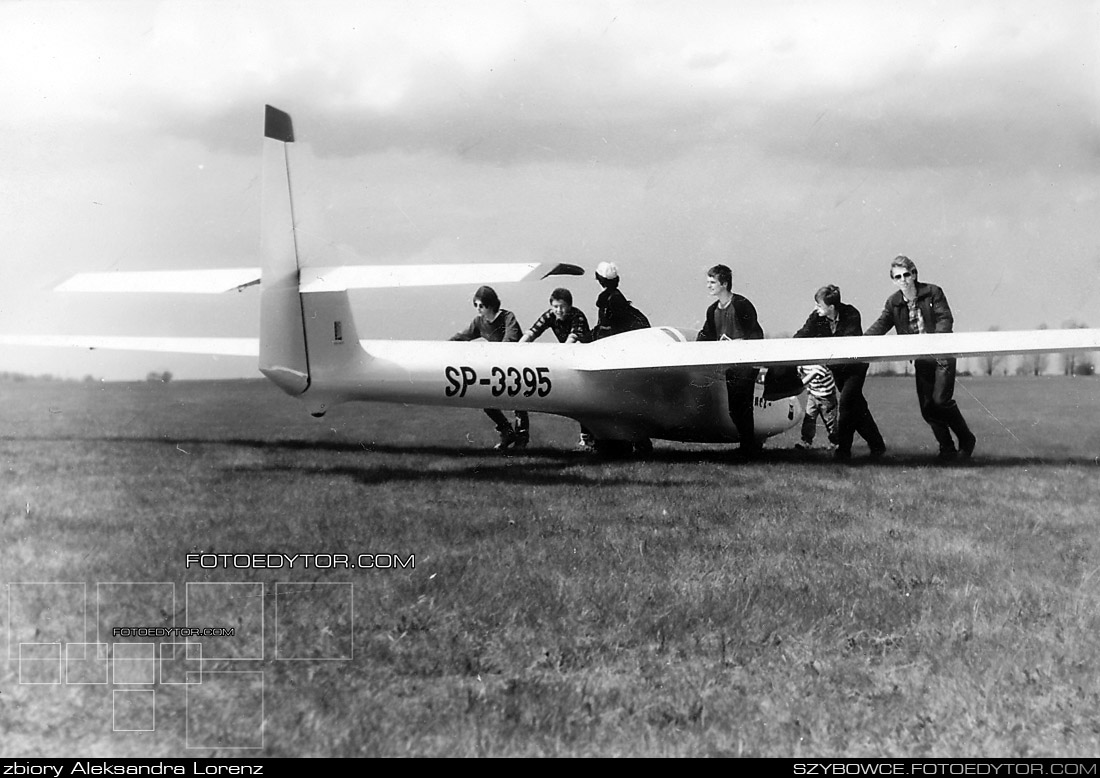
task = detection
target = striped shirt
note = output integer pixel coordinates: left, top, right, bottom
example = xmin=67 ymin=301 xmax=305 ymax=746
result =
xmin=797 ymin=364 xmax=837 ymax=399
xmin=526 ymin=307 xmax=592 ymax=343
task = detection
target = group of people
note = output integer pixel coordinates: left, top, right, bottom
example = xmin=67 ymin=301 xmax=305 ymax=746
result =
xmin=451 ymin=254 xmax=978 ymax=464
xmin=449 ymin=261 xmax=650 ymax=451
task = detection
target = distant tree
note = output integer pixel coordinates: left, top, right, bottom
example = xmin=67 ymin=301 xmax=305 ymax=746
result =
xmin=146 ymin=371 xmax=173 ymax=384
xmin=980 ymin=326 xmax=1004 ymax=376
xmin=1023 ymin=323 xmax=1049 ymax=376
xmin=161 ymin=371 xmax=173 ymax=384
xmin=1061 ymin=319 xmax=1091 ymax=376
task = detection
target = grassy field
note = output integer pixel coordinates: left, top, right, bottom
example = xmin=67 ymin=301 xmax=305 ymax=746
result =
xmin=1 ymin=375 xmax=1099 ymax=757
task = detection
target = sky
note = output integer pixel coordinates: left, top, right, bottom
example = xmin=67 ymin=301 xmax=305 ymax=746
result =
xmin=1 ymin=0 xmax=1098 ymax=380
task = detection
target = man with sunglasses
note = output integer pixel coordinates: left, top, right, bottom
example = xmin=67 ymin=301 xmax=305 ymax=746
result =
xmin=865 ymin=256 xmax=977 ymax=462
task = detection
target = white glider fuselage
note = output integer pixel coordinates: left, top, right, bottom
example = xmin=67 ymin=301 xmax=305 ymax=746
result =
xmin=300 ymin=329 xmax=803 ymax=444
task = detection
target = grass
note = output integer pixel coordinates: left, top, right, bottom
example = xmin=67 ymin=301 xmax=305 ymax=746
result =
xmin=1 ymin=375 xmax=1099 ymax=757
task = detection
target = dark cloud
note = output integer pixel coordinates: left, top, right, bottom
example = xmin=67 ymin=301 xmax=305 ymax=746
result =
xmin=125 ymin=23 xmax=1099 ymax=180
xmin=754 ymin=59 xmax=1100 ymax=173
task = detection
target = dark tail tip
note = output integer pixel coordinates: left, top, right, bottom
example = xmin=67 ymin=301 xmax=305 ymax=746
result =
xmin=265 ymin=105 xmax=294 ymax=143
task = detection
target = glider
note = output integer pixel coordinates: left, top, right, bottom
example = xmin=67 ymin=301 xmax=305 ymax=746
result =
xmin=7 ymin=104 xmax=1100 ymax=455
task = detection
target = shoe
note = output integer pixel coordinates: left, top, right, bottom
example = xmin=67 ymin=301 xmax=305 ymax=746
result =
xmin=834 ymin=449 xmax=852 ymax=462
xmin=794 ymin=441 xmax=813 ymax=451
xmin=868 ymin=445 xmax=887 ymax=461
xmin=935 ymin=448 xmax=958 ymax=463
xmin=633 ymin=438 xmax=654 ymax=456
xmin=512 ymin=429 xmax=529 ymax=449
xmin=494 ymin=425 xmax=517 ymax=450
xmin=959 ymin=434 xmax=976 ymax=459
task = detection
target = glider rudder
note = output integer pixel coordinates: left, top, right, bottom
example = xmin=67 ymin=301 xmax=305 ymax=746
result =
xmin=259 ymin=105 xmax=311 ymax=396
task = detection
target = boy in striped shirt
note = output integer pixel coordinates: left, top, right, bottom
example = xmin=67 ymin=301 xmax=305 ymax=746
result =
xmin=796 ymin=364 xmax=838 ymax=450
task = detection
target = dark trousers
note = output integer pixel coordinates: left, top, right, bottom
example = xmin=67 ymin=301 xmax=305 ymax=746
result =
xmin=913 ymin=358 xmax=973 ymax=453
xmin=484 ymin=409 xmax=529 ymax=433
xmin=832 ymin=363 xmax=885 ymax=455
xmin=725 ymin=366 xmax=760 ymax=450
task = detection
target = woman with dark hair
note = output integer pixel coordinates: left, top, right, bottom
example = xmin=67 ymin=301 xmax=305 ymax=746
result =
xmin=450 ymin=286 xmax=530 ymax=450
xmin=794 ymin=284 xmax=887 ymax=462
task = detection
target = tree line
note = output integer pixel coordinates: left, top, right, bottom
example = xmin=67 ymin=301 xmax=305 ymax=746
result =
xmin=869 ymin=320 xmax=1095 ymax=377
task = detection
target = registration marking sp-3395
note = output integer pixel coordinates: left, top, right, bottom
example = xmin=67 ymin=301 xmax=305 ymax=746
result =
xmin=444 ymin=365 xmax=553 ymax=398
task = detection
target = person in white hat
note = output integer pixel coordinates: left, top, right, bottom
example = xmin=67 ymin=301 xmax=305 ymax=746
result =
xmin=592 ymin=261 xmax=649 ymax=341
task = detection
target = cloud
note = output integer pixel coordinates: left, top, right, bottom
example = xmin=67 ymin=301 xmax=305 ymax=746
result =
xmin=5 ymin=0 xmax=1095 ymax=169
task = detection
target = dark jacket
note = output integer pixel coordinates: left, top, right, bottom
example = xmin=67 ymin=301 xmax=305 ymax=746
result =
xmin=696 ymin=294 xmax=764 ymax=342
xmin=865 ymin=282 xmax=954 ymax=336
xmin=791 ymin=301 xmax=867 ymax=380
xmin=593 ymin=287 xmax=649 ymax=339
xmin=793 ymin=301 xmax=864 ymax=340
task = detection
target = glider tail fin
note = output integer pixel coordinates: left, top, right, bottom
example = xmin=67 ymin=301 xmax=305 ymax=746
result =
xmin=261 ymin=105 xmax=367 ymax=412
xmin=260 ymin=105 xmax=313 ymax=396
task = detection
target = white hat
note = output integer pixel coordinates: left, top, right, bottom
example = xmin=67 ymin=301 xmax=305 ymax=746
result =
xmin=595 ymin=261 xmax=619 ymax=280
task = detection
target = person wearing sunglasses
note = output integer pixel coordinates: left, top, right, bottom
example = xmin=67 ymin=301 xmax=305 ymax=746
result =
xmin=865 ymin=256 xmax=977 ymax=462
xmin=450 ymin=286 xmax=531 ymax=451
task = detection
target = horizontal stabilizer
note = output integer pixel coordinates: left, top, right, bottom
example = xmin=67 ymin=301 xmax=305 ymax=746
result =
xmin=574 ymin=328 xmax=1100 ymax=371
xmin=57 ymin=269 xmax=261 ymax=294
xmin=298 ymin=262 xmax=582 ymax=292
xmin=56 ymin=262 xmax=580 ymax=294
xmin=0 ymin=335 xmax=259 ymax=357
